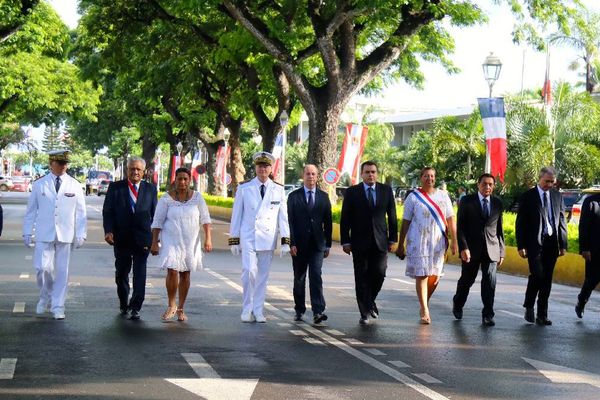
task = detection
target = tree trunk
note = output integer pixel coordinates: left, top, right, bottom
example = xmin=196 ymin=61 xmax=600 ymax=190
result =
xmin=226 ymin=119 xmax=245 ymax=195
xmin=141 ymin=132 xmax=157 ymax=183
xmin=205 ymin=140 xmax=222 ymax=195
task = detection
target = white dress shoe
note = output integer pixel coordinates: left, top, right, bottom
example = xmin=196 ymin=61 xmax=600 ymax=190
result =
xmin=255 ymin=314 xmax=266 ymax=323
xmin=241 ymin=312 xmax=255 ymax=323
xmin=36 ymin=301 xmax=49 ymax=315
xmin=53 ymin=312 xmax=65 ymax=320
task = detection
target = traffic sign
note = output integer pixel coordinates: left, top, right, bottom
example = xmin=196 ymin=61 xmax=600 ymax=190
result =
xmin=323 ymin=168 xmax=340 ymax=185
xmin=195 ymin=164 xmax=206 ymax=175
xmin=226 ymin=173 xmax=232 ymax=186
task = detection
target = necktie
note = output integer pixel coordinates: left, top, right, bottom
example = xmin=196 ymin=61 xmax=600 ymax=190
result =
xmin=543 ymin=192 xmax=553 ymax=236
xmin=482 ymin=198 xmax=489 ymax=219
xmin=55 ymin=176 xmax=61 ymax=193
xmin=307 ymin=190 xmax=314 ymax=209
xmin=367 ymin=187 xmax=375 ymax=207
xmin=260 ymin=184 xmax=265 ymax=199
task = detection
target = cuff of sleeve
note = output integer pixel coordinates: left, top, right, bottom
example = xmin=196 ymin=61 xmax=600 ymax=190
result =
xmin=281 ymin=237 xmax=291 ymax=245
xmin=228 ymin=237 xmax=240 ymax=245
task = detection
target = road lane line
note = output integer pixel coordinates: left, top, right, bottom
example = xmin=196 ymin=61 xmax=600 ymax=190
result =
xmin=12 ymin=302 xmax=25 ymax=313
xmin=0 ymin=358 xmax=17 ymax=379
xmin=25 ymin=255 xmax=32 ymax=260
xmin=412 ymin=373 xmax=442 ymax=384
xmin=392 ymin=278 xmax=413 ymax=285
xmin=325 ymin=329 xmax=345 ymax=336
xmin=19 ymin=273 xmax=29 ymax=279
xmin=304 ymin=338 xmax=326 ymax=346
xmin=365 ymin=349 xmax=386 ymax=356
xmin=389 ymin=360 xmax=411 ymax=368
xmin=277 ymin=322 xmax=292 ymax=327
xmin=498 ymin=310 xmax=523 ymax=319
xmin=205 ymin=268 xmax=449 ymax=400
xmin=290 ymin=330 xmax=307 ymax=336
xmin=343 ymin=338 xmax=364 ymax=345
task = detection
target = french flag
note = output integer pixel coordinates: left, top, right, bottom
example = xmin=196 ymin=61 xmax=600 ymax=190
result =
xmin=478 ymin=98 xmax=507 ymax=183
xmin=337 ymin=123 xmax=369 ymax=185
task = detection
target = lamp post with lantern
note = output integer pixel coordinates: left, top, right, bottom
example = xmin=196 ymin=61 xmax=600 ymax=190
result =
xmin=482 ymin=52 xmax=503 ymax=174
xmin=222 ymin=129 xmax=230 ymax=197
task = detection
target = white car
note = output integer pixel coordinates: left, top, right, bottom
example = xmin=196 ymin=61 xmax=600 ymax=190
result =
xmin=0 ymin=175 xmax=14 ymax=191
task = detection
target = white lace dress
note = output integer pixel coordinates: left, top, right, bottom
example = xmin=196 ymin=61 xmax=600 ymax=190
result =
xmin=151 ymin=191 xmax=211 ymax=272
xmin=403 ymin=189 xmax=454 ymax=278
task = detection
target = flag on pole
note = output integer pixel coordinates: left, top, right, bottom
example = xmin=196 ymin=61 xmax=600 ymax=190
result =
xmin=478 ymin=98 xmax=507 ymax=183
xmin=170 ymin=155 xmax=183 ymax=183
xmin=542 ymin=50 xmax=552 ymax=105
xmin=272 ymin=132 xmax=284 ymax=182
xmin=191 ymin=151 xmax=201 ymax=182
xmin=337 ymin=123 xmax=369 ymax=185
xmin=215 ymin=144 xmax=230 ymax=185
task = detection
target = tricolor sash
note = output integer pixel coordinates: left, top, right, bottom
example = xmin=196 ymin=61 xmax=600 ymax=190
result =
xmin=127 ymin=180 xmax=138 ymax=213
xmin=412 ymin=189 xmax=448 ymax=243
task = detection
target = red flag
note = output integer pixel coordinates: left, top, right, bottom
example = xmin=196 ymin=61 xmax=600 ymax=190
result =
xmin=542 ymin=50 xmax=552 ymax=105
xmin=336 ymin=124 xmax=369 ymax=185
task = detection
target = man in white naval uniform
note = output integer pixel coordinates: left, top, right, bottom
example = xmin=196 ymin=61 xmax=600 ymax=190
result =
xmin=229 ymin=151 xmax=290 ymax=323
xmin=23 ymin=150 xmax=87 ymax=320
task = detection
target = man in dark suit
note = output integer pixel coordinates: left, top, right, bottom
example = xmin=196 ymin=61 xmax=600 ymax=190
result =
xmin=287 ymin=164 xmax=332 ymax=324
xmin=452 ymin=173 xmax=505 ymax=326
xmin=575 ymin=192 xmax=600 ymax=319
xmin=340 ymin=161 xmax=398 ymax=325
xmin=103 ymin=156 xmax=157 ymax=320
xmin=516 ymin=166 xmax=567 ymax=326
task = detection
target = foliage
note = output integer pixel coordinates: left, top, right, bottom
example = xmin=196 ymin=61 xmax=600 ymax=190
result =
xmin=202 ymin=193 xmax=234 ymax=208
xmin=285 ymin=140 xmax=308 ymax=185
xmin=41 ymin=124 xmax=64 ymax=152
xmin=362 ymin=123 xmax=403 ymax=184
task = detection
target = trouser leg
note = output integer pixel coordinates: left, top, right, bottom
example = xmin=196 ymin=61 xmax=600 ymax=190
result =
xmin=129 ymin=247 xmax=149 ymax=311
xmin=578 ymin=260 xmax=600 ymax=304
xmin=241 ymin=248 xmax=258 ymax=315
xmin=253 ymin=251 xmax=273 ymax=316
xmin=536 ymin=249 xmax=558 ymax=318
xmin=50 ymin=242 xmax=71 ymax=313
xmin=352 ymin=252 xmax=370 ymax=318
xmin=34 ymin=242 xmax=53 ymax=306
xmin=480 ymin=261 xmax=497 ymax=318
xmin=369 ymin=250 xmax=388 ymax=306
xmin=292 ymin=255 xmax=309 ymax=315
xmin=453 ymin=259 xmax=479 ymax=310
xmin=307 ymin=246 xmax=325 ymax=315
xmin=114 ymin=246 xmax=133 ymax=310
xmin=524 ymin=253 xmax=544 ymax=309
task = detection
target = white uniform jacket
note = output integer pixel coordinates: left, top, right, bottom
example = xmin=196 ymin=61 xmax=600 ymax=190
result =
xmin=23 ymin=173 xmax=87 ymax=243
xmin=229 ymin=177 xmax=290 ymax=251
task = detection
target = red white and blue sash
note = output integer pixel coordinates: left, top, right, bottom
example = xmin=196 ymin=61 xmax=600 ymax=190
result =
xmin=411 ymin=188 xmax=447 ymax=240
xmin=127 ymin=180 xmax=138 ymax=213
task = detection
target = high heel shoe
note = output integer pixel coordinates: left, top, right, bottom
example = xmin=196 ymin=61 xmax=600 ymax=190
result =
xmin=161 ymin=306 xmax=177 ymax=321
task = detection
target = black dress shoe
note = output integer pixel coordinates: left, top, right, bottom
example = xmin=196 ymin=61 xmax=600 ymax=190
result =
xmin=524 ymin=308 xmax=535 ymax=323
xmin=575 ymin=301 xmax=585 ymax=318
xmin=313 ymin=313 xmax=328 ymax=324
xmin=536 ymin=316 xmax=552 ymax=326
xmin=119 ymin=308 xmax=129 ymax=316
xmin=359 ymin=316 xmax=369 ymax=325
xmin=129 ymin=310 xmax=140 ymax=320
xmin=294 ymin=313 xmax=303 ymax=322
xmin=370 ymin=303 xmax=379 ymax=319
xmin=452 ymin=305 xmax=463 ymax=320
xmin=482 ymin=316 xmax=495 ymax=326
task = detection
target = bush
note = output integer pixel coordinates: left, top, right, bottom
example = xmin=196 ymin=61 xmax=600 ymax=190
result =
xmin=203 ymin=194 xmax=235 ymax=208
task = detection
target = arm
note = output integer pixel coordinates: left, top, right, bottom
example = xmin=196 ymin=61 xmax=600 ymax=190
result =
xmin=386 ymin=186 xmax=398 ymax=247
xmin=456 ymin=198 xmax=470 ymax=262
xmin=323 ymin=193 xmax=333 ymax=250
xmin=395 ymin=219 xmax=411 ymax=259
xmin=557 ymin=193 xmax=568 ymax=255
xmin=515 ymin=192 xmax=528 ymax=258
xmin=278 ymin=188 xmax=290 ymax=245
xmin=23 ymin=182 xmax=39 ymax=237
xmin=229 ymin=186 xmax=244 ymax=246
xmin=150 ymin=227 xmax=161 ymax=255
xmin=102 ymin=182 xmax=115 ymax=244
xmin=75 ymin=183 xmax=87 ymax=240
xmin=198 ymin=194 xmax=212 ymax=252
xmin=579 ymin=197 xmax=591 ymax=261
xmin=150 ymin=196 xmax=168 ymax=254
xmin=497 ymin=200 xmax=505 ymax=264
xmin=446 ymin=216 xmax=458 ymax=255
xmin=287 ymin=192 xmax=297 ymax=247
xmin=340 ymin=189 xmax=352 ymax=253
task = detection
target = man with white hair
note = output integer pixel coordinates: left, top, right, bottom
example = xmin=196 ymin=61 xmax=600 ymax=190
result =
xmin=103 ymin=156 xmax=157 ymax=320
xmin=23 ymin=150 xmax=87 ymax=320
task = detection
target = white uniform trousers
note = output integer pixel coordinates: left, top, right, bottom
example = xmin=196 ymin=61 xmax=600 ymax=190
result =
xmin=34 ymin=241 xmax=72 ymax=313
xmin=241 ymin=247 xmax=273 ymax=317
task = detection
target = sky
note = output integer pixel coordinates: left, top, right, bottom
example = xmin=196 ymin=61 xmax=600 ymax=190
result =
xmin=47 ymin=0 xmax=598 ymax=113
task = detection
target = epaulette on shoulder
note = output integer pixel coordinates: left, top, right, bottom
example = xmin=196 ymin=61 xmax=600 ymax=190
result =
xmin=273 ymin=181 xmax=283 ymax=186
xmin=238 ymin=180 xmax=251 ymax=186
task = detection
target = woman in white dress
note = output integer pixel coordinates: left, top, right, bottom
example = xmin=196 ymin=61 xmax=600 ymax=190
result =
xmin=396 ymin=167 xmax=457 ymax=324
xmin=150 ymin=167 xmax=212 ymax=322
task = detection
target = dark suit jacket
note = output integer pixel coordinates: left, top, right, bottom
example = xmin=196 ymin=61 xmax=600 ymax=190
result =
xmin=457 ymin=194 xmax=505 ymax=262
xmin=102 ymin=179 xmax=157 ymax=248
xmin=579 ymin=193 xmax=600 ymax=258
xmin=340 ymin=182 xmax=398 ymax=253
xmin=515 ymin=187 xmax=568 ymax=256
xmin=0 ymin=203 xmax=3 ymax=236
xmin=287 ymin=187 xmax=332 ymax=252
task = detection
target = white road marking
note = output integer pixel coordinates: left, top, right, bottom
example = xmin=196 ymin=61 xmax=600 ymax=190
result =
xmin=196 ymin=284 xmax=219 ymax=288
xmin=389 ymin=360 xmax=411 ymax=368
xmin=12 ymin=302 xmax=25 ymax=313
xmin=392 ymin=278 xmax=414 ymax=285
xmin=284 ymin=307 xmax=295 ymax=313
xmin=290 ymin=330 xmax=307 ymax=336
xmin=344 ymin=338 xmax=364 ymax=345
xmin=206 ymin=268 xmax=449 ymax=400
xmin=165 ymin=353 xmax=258 ymax=400
xmin=277 ymin=322 xmax=292 ymax=327
xmin=523 ymin=357 xmax=600 ymax=388
xmin=19 ymin=273 xmax=29 ymax=279
xmin=304 ymin=337 xmax=326 ymax=346
xmin=223 ymin=232 xmax=230 ymax=236
xmin=325 ymin=329 xmax=345 ymax=336
xmin=68 ymin=282 xmax=80 ymax=287
xmin=25 ymin=255 xmax=32 ymax=260
xmin=498 ymin=310 xmax=523 ymax=319
xmin=413 ymin=373 xmax=443 ymax=384
xmin=0 ymin=358 xmax=17 ymax=379
xmin=268 ymin=286 xmax=294 ymax=301
xmin=365 ymin=349 xmax=387 ymax=356
xmin=146 ymin=283 xmax=153 ymax=288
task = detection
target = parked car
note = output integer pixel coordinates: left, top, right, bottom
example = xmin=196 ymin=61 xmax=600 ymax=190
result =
xmin=97 ymin=179 xmax=111 ymax=196
xmin=569 ymin=186 xmax=600 ymax=225
xmin=284 ymin=184 xmax=299 ymax=196
xmin=560 ymin=189 xmax=582 ymax=221
xmin=0 ymin=175 xmax=14 ymax=191
xmin=394 ymin=187 xmax=414 ymax=204
xmin=10 ymin=176 xmax=31 ymax=192
xmin=86 ymin=170 xmax=113 ymax=195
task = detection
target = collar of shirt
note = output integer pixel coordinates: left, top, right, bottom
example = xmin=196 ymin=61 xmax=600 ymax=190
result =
xmin=127 ymin=180 xmax=140 ymax=190
xmin=477 ymin=192 xmax=490 ymax=203
xmin=256 ymin=177 xmax=270 ymax=187
xmin=536 ymin=185 xmax=553 ymax=211
xmin=50 ymin=172 xmax=64 ymax=180
xmin=304 ymin=186 xmax=316 ymax=195
xmin=362 ymin=182 xmax=376 ymax=193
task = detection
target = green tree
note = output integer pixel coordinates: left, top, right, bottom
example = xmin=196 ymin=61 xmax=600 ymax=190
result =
xmin=361 ymin=123 xmax=402 ymax=184
xmin=41 ymin=124 xmax=64 ymax=152
xmin=0 ymin=0 xmax=40 ymax=44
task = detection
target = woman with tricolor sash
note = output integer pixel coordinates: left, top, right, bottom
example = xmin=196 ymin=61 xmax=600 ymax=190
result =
xmin=396 ymin=167 xmax=458 ymax=324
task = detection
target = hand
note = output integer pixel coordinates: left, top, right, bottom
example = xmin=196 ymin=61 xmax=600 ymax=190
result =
xmin=204 ymin=240 xmax=213 ymax=253
xmin=388 ymin=243 xmax=395 ymax=252
xmin=104 ymin=232 xmax=114 ymax=246
xmin=23 ymin=234 xmax=33 ymax=248
xmin=559 ymin=248 xmax=566 ymax=257
xmin=230 ymin=244 xmax=241 ymax=256
xmin=460 ymin=249 xmax=471 ymax=263
xmin=498 ymin=257 xmax=504 ymax=267
xmin=280 ymin=244 xmax=290 ymax=257
xmin=150 ymin=242 xmax=160 ymax=256
xmin=518 ymin=249 xmax=527 ymax=258
xmin=395 ymin=245 xmax=405 ymax=260
xmin=75 ymin=237 xmax=85 ymax=249
xmin=324 ymin=249 xmax=330 ymax=258
xmin=581 ymin=251 xmax=591 ymax=262
xmin=342 ymin=244 xmax=352 ymax=255
xmin=290 ymin=246 xmax=298 ymax=257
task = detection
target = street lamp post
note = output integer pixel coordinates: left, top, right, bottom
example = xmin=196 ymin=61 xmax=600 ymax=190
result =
xmin=482 ymin=52 xmax=503 ymax=174
xmin=482 ymin=52 xmax=503 ymax=98
xmin=222 ymin=129 xmax=230 ymax=198
xmin=279 ymin=110 xmax=289 ymax=185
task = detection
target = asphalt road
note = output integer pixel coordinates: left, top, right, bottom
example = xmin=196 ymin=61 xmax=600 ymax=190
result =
xmin=1 ymin=191 xmax=600 ymax=399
